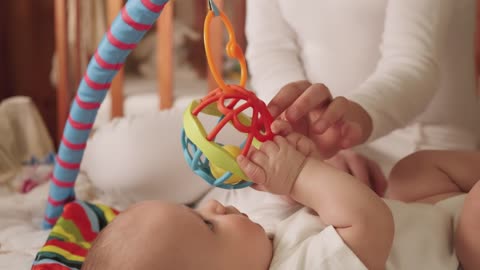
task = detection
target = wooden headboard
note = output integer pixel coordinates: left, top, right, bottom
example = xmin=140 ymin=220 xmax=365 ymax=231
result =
xmin=53 ymin=0 xmax=244 ymax=140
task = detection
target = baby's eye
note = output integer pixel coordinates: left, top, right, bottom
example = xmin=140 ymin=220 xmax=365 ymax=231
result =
xmin=204 ymin=219 xmax=214 ymax=231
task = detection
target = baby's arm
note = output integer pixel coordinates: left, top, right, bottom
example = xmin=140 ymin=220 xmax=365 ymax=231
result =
xmin=290 ymin=156 xmax=393 ymax=270
xmin=237 ymin=122 xmax=393 ymax=270
xmin=386 ymin=150 xmax=480 ymax=203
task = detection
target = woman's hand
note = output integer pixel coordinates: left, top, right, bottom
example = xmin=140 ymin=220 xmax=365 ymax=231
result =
xmin=326 ymin=150 xmax=387 ymax=196
xmin=267 ymin=80 xmax=373 ymax=158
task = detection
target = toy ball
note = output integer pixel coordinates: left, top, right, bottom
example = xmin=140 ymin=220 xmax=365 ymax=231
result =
xmin=181 ymin=1 xmax=274 ymax=189
xmin=210 ymin=145 xmax=243 ymax=185
xmin=181 ymin=86 xmax=274 ymax=189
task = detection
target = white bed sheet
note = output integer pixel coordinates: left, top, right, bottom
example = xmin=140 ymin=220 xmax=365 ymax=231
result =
xmin=0 ymin=174 xmax=97 ymax=270
xmin=0 ymin=183 xmax=53 ymax=270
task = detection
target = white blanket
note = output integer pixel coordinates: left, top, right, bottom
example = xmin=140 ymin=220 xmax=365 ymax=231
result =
xmin=0 ymin=174 xmax=97 ymax=270
xmin=0 ymin=183 xmax=52 ymax=270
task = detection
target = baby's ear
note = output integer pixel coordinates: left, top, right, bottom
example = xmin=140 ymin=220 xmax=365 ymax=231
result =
xmin=271 ymin=120 xmax=293 ymax=136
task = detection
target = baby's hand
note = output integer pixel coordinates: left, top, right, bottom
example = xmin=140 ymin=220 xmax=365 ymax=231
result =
xmin=237 ymin=120 xmax=317 ymax=196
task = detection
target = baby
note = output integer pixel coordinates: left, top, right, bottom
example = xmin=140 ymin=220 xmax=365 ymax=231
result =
xmin=82 ymin=120 xmax=391 ymax=270
xmin=82 ymin=120 xmax=478 ymax=269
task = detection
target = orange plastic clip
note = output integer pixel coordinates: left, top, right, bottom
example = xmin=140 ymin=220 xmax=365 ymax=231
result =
xmin=204 ymin=7 xmax=248 ymax=93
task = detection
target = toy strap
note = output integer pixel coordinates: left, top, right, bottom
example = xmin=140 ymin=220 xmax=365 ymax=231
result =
xmin=43 ymin=0 xmax=169 ymax=229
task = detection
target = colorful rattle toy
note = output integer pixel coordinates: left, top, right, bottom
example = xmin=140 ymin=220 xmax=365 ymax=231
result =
xmin=181 ymin=0 xmax=274 ymax=189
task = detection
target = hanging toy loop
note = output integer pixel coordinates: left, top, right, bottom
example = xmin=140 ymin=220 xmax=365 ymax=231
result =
xmin=181 ymin=0 xmax=275 ymax=190
xmin=204 ymin=0 xmax=248 ymax=93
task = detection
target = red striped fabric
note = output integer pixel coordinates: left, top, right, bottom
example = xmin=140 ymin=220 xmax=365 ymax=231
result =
xmin=75 ymin=95 xmax=101 ymax=110
xmin=107 ymin=31 xmax=137 ymax=50
xmin=93 ymin=51 xmax=123 ymax=71
xmin=51 ymin=175 xmax=76 ymax=188
xmin=68 ymin=116 xmax=93 ymax=130
xmin=63 ymin=203 xmax=97 ymax=242
xmin=55 ymin=156 xmax=80 ymax=170
xmin=141 ymin=0 xmax=166 ymax=13
xmin=44 ymin=239 xmax=89 ymax=257
xmin=121 ymin=8 xmax=152 ymax=31
xmin=84 ymin=74 xmax=111 ymax=90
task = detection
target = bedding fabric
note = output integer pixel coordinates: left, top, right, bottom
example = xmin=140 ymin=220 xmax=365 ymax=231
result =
xmin=31 ymin=201 xmax=118 ymax=270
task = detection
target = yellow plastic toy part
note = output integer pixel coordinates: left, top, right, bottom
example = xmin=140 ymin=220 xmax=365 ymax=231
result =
xmin=210 ymin=145 xmax=243 ymax=184
xmin=183 ymin=100 xmax=261 ymax=182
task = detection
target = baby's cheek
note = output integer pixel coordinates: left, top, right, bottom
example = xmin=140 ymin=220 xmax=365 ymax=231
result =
xmin=222 ymin=216 xmax=261 ymax=237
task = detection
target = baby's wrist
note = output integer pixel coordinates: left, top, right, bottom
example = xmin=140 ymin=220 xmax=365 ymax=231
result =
xmin=289 ymin=157 xmax=321 ymax=197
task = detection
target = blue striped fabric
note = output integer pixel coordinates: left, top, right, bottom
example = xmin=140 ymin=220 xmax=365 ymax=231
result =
xmin=43 ymin=0 xmax=170 ymax=229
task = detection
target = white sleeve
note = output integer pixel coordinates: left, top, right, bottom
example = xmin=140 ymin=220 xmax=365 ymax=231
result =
xmin=272 ymin=225 xmax=368 ymax=270
xmin=271 ymin=209 xmax=368 ymax=269
xmin=346 ymin=0 xmax=454 ymax=141
xmin=245 ymin=0 xmax=307 ymax=102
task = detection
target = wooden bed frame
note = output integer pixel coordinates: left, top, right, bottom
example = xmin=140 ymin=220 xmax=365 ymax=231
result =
xmin=53 ymin=0 xmax=245 ymax=140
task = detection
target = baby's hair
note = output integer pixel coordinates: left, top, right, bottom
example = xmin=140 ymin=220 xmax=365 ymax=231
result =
xmin=81 ymin=219 xmax=136 ymax=270
xmin=81 ymin=224 xmax=115 ymax=270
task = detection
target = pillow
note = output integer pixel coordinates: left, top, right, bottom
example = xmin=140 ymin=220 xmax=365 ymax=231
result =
xmin=82 ymin=106 xmax=246 ymax=208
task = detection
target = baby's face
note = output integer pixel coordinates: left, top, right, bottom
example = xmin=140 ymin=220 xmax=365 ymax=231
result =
xmin=108 ymin=200 xmax=272 ymax=270
xmin=195 ymin=200 xmax=272 ymax=267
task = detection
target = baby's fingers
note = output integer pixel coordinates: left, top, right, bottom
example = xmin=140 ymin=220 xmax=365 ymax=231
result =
xmin=271 ymin=120 xmax=293 ymax=136
xmin=250 ymin=183 xmax=268 ymax=192
xmin=237 ymin=155 xmax=266 ymax=185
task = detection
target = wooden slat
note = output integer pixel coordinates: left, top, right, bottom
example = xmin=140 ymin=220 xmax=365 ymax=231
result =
xmin=233 ymin=0 xmax=246 ymax=53
xmin=74 ymin=0 xmax=82 ymax=90
xmin=107 ymin=0 xmax=125 ymax=118
xmin=476 ymin=0 xmax=480 ymax=94
xmin=54 ymin=0 xmax=69 ymax=141
xmin=207 ymin=0 xmax=224 ymax=92
xmin=157 ymin=2 xmax=174 ymax=109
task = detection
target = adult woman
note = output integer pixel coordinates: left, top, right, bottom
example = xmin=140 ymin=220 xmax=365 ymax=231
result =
xmin=246 ymin=0 xmax=480 ymax=189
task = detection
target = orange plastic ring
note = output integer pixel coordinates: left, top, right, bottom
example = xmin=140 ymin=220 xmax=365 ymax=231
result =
xmin=204 ymin=9 xmax=247 ymax=93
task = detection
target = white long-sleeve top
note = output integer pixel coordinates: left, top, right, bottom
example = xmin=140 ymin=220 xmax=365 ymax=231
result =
xmin=246 ymin=0 xmax=480 ymax=147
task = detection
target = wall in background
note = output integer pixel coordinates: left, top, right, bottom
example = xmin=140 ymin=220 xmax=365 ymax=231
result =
xmin=0 ymin=0 xmax=57 ymax=143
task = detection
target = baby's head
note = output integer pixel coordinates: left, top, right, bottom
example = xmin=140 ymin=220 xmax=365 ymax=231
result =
xmin=82 ymin=200 xmax=272 ymax=270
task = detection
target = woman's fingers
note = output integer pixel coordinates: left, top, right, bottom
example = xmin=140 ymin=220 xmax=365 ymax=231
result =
xmin=312 ymin=96 xmax=349 ymax=134
xmin=267 ymin=80 xmax=312 ymax=118
xmin=284 ymin=83 xmax=332 ymax=122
